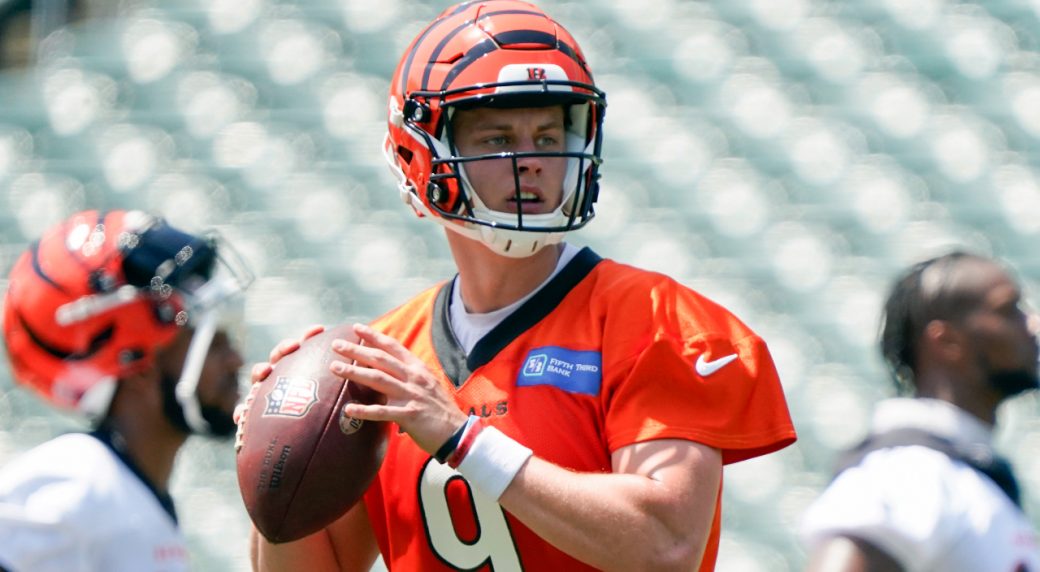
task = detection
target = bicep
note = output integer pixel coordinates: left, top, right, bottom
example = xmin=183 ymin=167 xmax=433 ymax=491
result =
xmin=611 ymin=439 xmax=722 ymax=543
xmin=612 ymin=438 xmax=722 ymax=492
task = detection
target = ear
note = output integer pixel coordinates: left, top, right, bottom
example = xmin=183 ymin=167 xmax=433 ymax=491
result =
xmin=923 ymin=319 xmax=967 ymax=363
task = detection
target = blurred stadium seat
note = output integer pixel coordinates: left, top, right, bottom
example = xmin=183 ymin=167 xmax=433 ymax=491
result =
xmin=3 ymin=0 xmax=1040 ymax=569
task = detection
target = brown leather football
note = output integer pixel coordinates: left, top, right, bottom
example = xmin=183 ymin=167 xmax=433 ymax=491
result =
xmin=236 ymin=324 xmax=388 ymax=543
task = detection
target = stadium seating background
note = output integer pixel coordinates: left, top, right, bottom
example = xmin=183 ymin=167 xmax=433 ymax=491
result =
xmin=3 ymin=0 xmax=1040 ymax=569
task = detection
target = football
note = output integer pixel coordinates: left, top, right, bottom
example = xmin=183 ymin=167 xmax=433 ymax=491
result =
xmin=236 ymin=324 xmax=388 ymax=543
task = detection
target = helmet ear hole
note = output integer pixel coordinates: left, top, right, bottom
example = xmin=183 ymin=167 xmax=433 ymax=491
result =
xmin=427 ymin=181 xmax=460 ymax=213
xmin=427 ymin=182 xmax=445 ymax=204
xmin=396 ymin=145 xmax=414 ymax=165
xmin=403 ymin=100 xmax=432 ymax=123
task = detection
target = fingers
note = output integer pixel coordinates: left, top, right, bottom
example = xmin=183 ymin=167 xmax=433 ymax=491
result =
xmin=301 ymin=324 xmax=326 ymax=341
xmin=342 ymin=400 xmax=408 ymax=422
xmin=250 ymin=362 xmax=273 ymax=384
xmin=352 ymin=323 xmax=415 ymax=364
xmin=331 ymin=336 xmax=408 ymax=380
xmin=330 ymin=360 xmax=401 ymax=397
xmin=265 ymin=325 xmax=326 ymax=365
xmin=269 ymin=338 xmax=301 ymax=364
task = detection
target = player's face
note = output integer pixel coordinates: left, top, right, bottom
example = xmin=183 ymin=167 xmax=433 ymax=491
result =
xmin=194 ymin=330 xmax=245 ymax=417
xmin=961 ymin=263 xmax=1040 ymax=397
xmin=159 ymin=327 xmax=245 ymax=435
xmin=452 ymin=105 xmax=568 ymax=215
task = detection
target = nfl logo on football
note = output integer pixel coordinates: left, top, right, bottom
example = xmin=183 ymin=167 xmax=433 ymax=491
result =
xmin=264 ymin=377 xmax=319 ymax=418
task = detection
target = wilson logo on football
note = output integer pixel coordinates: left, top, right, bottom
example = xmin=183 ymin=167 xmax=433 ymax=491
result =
xmin=263 ymin=377 xmax=319 ymax=418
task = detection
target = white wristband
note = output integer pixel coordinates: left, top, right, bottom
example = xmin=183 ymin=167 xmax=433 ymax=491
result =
xmin=456 ymin=425 xmax=533 ymax=501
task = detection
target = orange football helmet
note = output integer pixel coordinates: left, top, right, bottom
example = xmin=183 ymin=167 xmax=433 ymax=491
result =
xmin=384 ymin=0 xmax=606 ymax=257
xmin=2 ymin=210 xmax=251 ymax=431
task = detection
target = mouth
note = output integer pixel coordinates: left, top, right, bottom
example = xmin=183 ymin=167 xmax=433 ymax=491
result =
xmin=507 ymin=187 xmax=545 ymax=214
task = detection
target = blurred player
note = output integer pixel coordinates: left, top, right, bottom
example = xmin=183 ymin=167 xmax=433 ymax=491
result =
xmin=246 ymin=1 xmax=796 ymax=570
xmin=0 ymin=210 xmax=252 ymax=572
xmin=801 ymin=251 xmax=1040 ymax=570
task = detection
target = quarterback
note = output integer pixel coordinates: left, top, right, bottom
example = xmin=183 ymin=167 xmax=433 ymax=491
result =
xmin=250 ymin=1 xmax=796 ymax=570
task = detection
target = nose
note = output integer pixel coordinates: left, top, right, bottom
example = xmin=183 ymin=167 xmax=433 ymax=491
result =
xmin=228 ymin=346 xmax=245 ymax=371
xmin=1028 ymin=311 xmax=1040 ymax=338
xmin=515 ymin=137 xmax=543 ymax=174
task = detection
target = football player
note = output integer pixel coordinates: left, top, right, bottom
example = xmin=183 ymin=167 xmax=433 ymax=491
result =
xmin=0 ymin=210 xmax=252 ymax=572
xmin=248 ymin=2 xmax=796 ymax=570
xmin=801 ymin=251 xmax=1040 ymax=571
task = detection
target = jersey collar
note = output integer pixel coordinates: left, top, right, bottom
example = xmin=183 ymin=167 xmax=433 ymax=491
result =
xmin=431 ymin=246 xmax=603 ymax=388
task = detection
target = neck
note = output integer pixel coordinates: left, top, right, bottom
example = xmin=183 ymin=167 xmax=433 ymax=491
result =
xmin=446 ymin=231 xmax=562 ymax=313
xmin=103 ymin=415 xmax=187 ymax=493
xmin=914 ymin=369 xmax=1001 ymax=426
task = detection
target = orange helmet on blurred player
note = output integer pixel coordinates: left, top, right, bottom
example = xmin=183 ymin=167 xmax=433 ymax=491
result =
xmin=1 ymin=210 xmax=251 ymax=435
xmin=384 ymin=0 xmax=606 ymax=257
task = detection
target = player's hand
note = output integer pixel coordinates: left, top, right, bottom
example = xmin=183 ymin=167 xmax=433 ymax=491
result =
xmin=234 ymin=325 xmax=326 ymax=452
xmin=251 ymin=324 xmax=328 ymax=385
xmin=329 ymin=323 xmax=467 ymax=456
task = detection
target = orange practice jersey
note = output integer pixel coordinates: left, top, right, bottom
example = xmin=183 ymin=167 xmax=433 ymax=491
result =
xmin=360 ymin=248 xmax=796 ymax=571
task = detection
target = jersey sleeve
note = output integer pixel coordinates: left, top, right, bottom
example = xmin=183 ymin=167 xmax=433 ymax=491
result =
xmin=599 ymin=276 xmax=796 ymax=464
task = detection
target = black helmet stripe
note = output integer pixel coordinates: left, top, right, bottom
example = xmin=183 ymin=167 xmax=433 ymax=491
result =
xmin=436 ymin=37 xmax=496 ymax=91
xmin=450 ymin=0 xmax=511 ymax=16
xmin=396 ymin=4 xmax=523 ymax=95
xmin=412 ymin=9 xmax=549 ymax=92
xmin=399 ymin=15 xmax=451 ymax=96
xmin=29 ymin=241 xmax=68 ymax=295
xmin=16 ymin=310 xmax=115 ymax=360
xmin=439 ymin=30 xmax=586 ymax=91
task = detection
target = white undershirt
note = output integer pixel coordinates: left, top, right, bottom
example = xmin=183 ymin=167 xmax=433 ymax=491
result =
xmin=449 ymin=243 xmax=580 ymax=354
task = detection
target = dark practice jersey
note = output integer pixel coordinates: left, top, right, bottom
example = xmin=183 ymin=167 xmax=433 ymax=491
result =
xmin=359 ymin=248 xmax=797 ymax=571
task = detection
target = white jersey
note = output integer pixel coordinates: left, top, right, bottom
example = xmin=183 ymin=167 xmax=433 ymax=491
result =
xmin=801 ymin=398 xmax=1040 ymax=572
xmin=0 ymin=432 xmax=189 ymax=572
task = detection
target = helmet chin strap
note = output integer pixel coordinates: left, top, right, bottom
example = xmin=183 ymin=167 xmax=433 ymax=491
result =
xmin=173 ymin=307 xmax=218 ymax=435
xmin=158 ymin=311 xmax=236 ymax=439
xmin=168 ymin=267 xmax=248 ymax=436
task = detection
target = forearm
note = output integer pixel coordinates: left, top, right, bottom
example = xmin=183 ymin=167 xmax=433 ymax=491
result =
xmin=497 ymin=443 xmax=721 ymax=572
xmin=251 ymin=503 xmax=378 ymax=572
xmin=251 ymin=527 xmax=341 ymax=572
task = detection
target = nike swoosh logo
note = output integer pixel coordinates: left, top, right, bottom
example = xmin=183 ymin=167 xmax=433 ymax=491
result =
xmin=695 ymin=353 xmax=738 ymax=377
